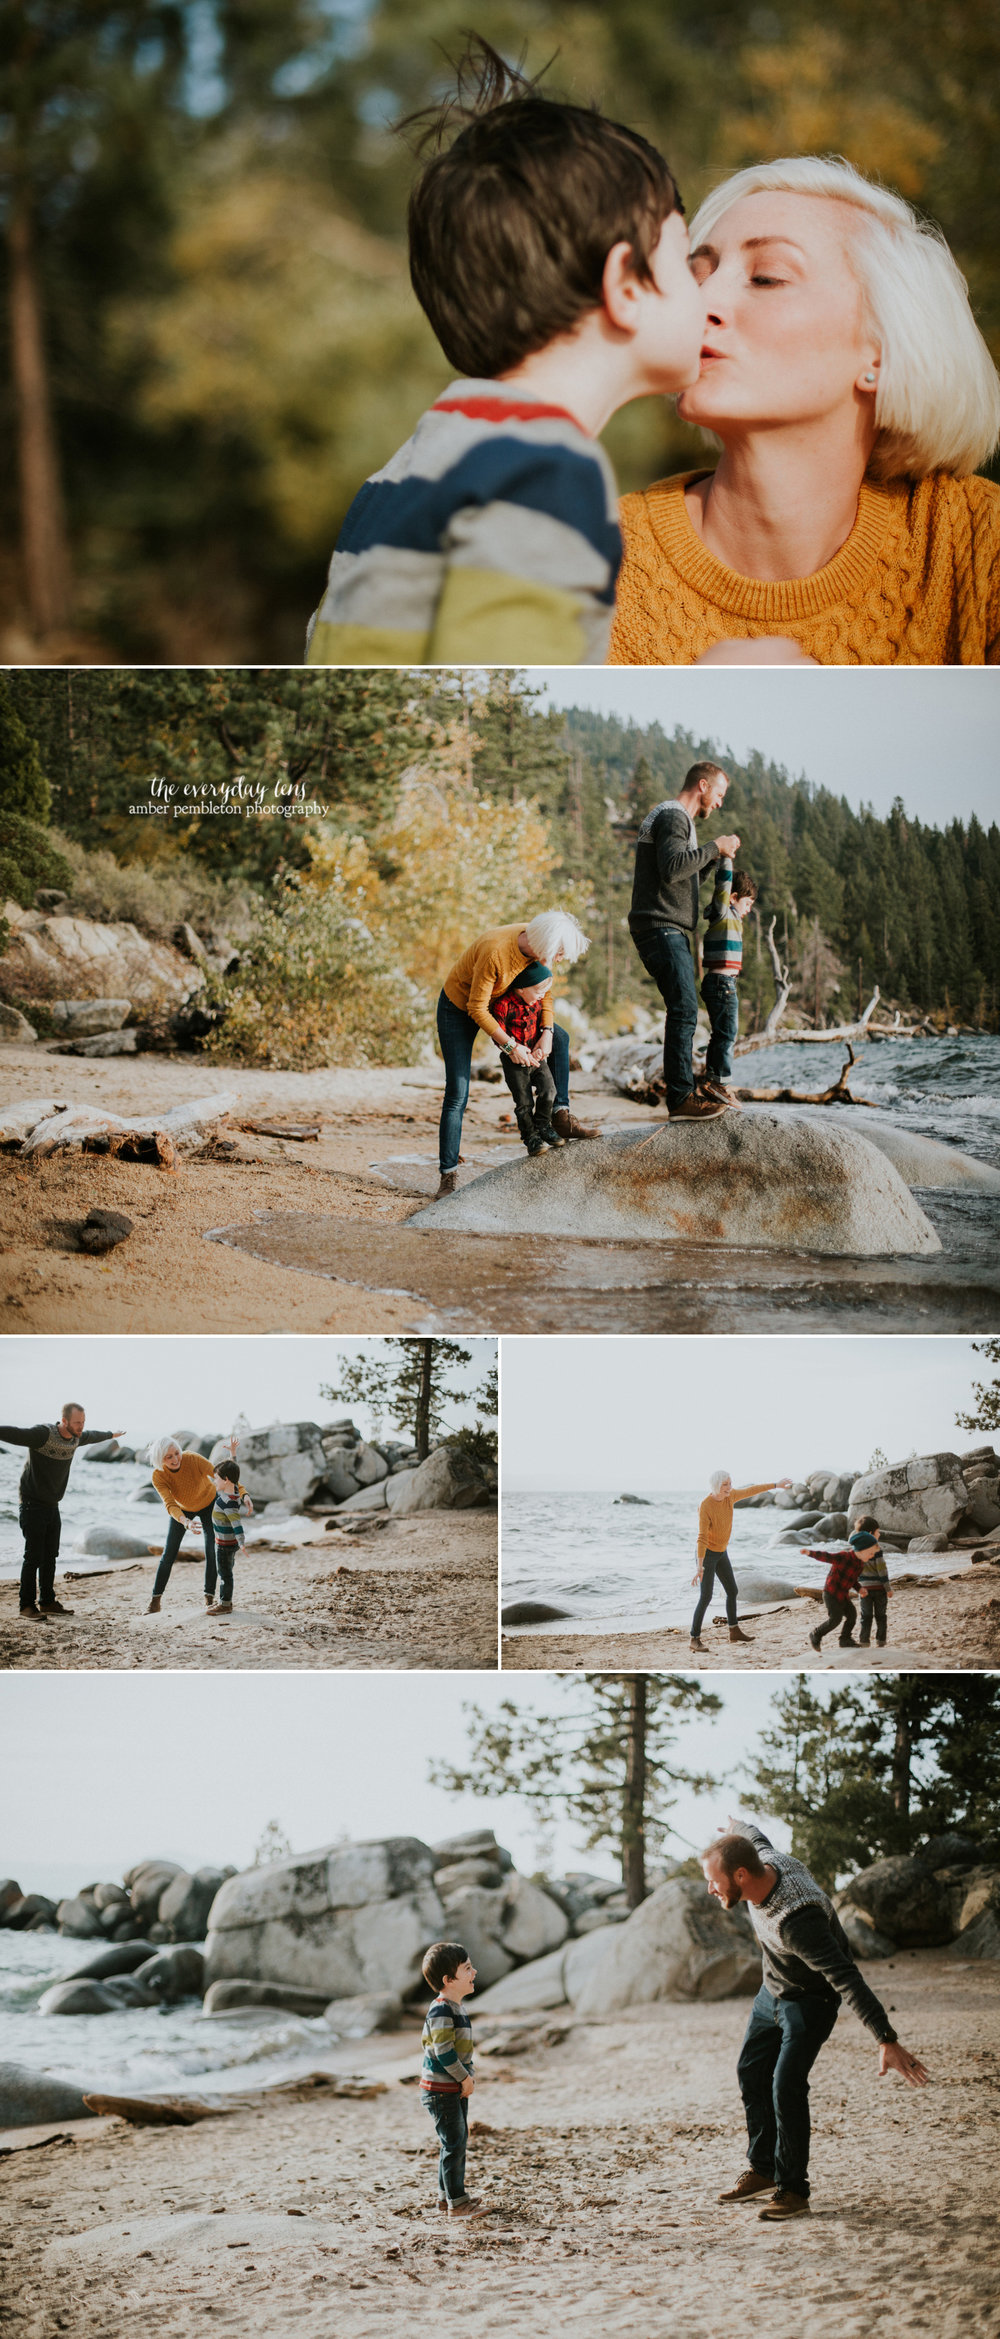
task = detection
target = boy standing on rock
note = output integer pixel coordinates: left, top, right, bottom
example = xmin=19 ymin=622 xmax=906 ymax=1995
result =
xmin=420 ymin=1941 xmax=488 ymax=2220
xmin=0 ymin=1405 xmax=123 ymax=1620
xmin=697 ymin=862 xmax=758 ymax=1109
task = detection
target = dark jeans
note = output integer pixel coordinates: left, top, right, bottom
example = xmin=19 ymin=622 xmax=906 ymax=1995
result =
xmin=153 ymin=1504 xmax=217 ymax=1600
xmin=701 ymin=971 xmax=740 ymax=1084
xmin=500 ymin=1055 xmax=557 ymax=1133
xmin=437 ymin=989 xmax=569 ymax=1172
xmin=628 ymin=923 xmax=698 ymax=1110
xmin=692 ymin=1547 xmax=738 ymax=1637
xmin=19 ymin=1498 xmax=61 ymax=1607
xmin=422 ymin=2088 xmax=469 ymax=2202
xmin=738 ymin=1986 xmax=840 ymax=2196
xmin=813 ymin=1590 xmax=857 ymax=1645
xmin=859 ymin=1587 xmax=888 ymax=1645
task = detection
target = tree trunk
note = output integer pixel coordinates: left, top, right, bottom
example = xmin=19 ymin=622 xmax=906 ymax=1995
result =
xmin=414 ymin=1340 xmax=433 ymax=1460
xmin=8 ymin=192 xmax=71 ymax=634
xmin=761 ymin=915 xmax=792 ymax=1040
xmin=891 ymin=1705 xmax=912 ymax=1840
xmin=622 ymin=1676 xmax=647 ymax=1908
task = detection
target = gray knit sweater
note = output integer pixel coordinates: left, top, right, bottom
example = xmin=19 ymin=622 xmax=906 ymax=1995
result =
xmin=628 ymin=800 xmax=720 ymax=935
xmin=744 ymin=1824 xmax=897 ymax=2043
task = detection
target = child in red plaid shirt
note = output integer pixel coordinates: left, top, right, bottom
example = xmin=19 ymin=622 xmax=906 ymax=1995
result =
xmin=802 ymin=1525 xmax=880 ymax=1652
xmin=492 ymin=964 xmax=565 ymax=1157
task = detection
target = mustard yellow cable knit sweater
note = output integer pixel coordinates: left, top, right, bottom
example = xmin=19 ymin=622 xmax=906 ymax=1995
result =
xmin=608 ymin=470 xmax=1000 ymax=666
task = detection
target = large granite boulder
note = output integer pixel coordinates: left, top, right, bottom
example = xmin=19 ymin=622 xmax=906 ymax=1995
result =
xmin=75 ymin=1529 xmax=154 ymax=1559
xmin=410 ymin=1112 xmax=941 ymax=1257
xmin=384 ymin=1446 xmax=492 ymax=1515
xmin=157 ymin=1867 xmax=231 ymax=1942
xmin=126 ymin=1862 xmax=184 ymax=1920
xmin=0 ymin=914 xmax=203 ymax=1008
xmin=434 ymin=1887 xmax=514 ymax=1989
xmin=951 ymin=1869 xmax=1000 ymax=1958
xmin=474 ymin=1946 xmax=573 ymax=2013
xmin=203 ymin=1838 xmax=444 ymax=2001
xmin=847 ymin=1454 xmax=971 ymax=1540
xmin=213 ymin=1422 xmax=331 ymax=1508
xmin=0 ymin=2063 xmax=97 ymax=2127
xmin=840 ymin=1855 xmax=953 ymax=1946
xmin=565 ymin=1879 xmax=761 ymax=2013
xmin=55 ymin=1896 xmax=104 ymax=1939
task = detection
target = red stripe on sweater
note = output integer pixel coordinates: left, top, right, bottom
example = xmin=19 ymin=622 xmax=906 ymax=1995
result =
xmin=432 ymin=395 xmax=588 ymax=432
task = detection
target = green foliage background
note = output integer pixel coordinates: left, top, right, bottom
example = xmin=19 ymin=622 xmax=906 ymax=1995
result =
xmin=2 ymin=0 xmax=998 ymax=657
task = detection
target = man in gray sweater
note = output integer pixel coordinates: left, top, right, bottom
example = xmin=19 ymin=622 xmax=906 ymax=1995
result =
xmin=701 ymin=1819 xmax=928 ymax=2220
xmin=0 ymin=1405 xmax=123 ymax=1619
xmin=628 ymin=759 xmax=740 ymax=1120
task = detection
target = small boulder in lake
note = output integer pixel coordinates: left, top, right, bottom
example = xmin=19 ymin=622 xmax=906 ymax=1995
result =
xmin=76 ymin=1529 xmax=154 ymax=1559
xmin=132 ymin=1945 xmax=205 ymax=2000
xmin=67 ymin=1942 xmax=162 ymax=1982
xmin=156 ymin=1867 xmax=230 ymax=1942
xmin=39 ymin=1978 xmax=146 ymax=2016
xmin=615 ymin=1494 xmax=651 ymax=1505
xmin=0 ymin=2063 xmax=97 ymax=2127
xmin=55 ymin=1895 xmax=104 ymax=1939
xmin=502 ymin=1601 xmax=574 ymax=1626
xmin=203 ymin=1979 xmax=333 ymax=2018
xmin=811 ymin=1512 xmax=851 ymax=1538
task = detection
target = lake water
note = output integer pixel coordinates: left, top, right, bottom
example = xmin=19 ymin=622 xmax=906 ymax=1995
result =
xmin=0 ymin=1933 xmax=353 ymax=2100
xmin=732 ymin=1033 xmax=1000 ymax=1168
xmin=501 ymin=1487 xmax=963 ymax=1637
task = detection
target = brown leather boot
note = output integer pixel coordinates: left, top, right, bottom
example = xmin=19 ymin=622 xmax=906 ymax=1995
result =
xmin=553 ymin=1108 xmax=600 ymax=1140
xmin=729 ymin=1624 xmax=754 ymax=1643
xmin=669 ymin=1093 xmax=726 ymax=1120
xmin=436 ymin=1170 xmax=458 ymax=1197
xmin=145 ymin=1595 xmax=161 ymax=1614
xmin=718 ymin=2171 xmax=776 ymax=2203
xmin=699 ymin=1077 xmax=743 ymax=1110
xmin=39 ymin=1599 xmax=75 ymax=1617
xmin=689 ymin=1635 xmax=707 ymax=1653
xmin=758 ymin=2190 xmax=810 ymax=2221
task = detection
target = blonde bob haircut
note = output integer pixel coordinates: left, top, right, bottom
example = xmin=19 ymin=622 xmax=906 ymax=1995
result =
xmin=522 ymin=910 xmax=590 ymax=965
xmin=708 ymin=1469 xmax=732 ymax=1495
xmin=149 ymin=1436 xmax=183 ymax=1470
xmin=689 ymin=155 xmax=1000 ymax=480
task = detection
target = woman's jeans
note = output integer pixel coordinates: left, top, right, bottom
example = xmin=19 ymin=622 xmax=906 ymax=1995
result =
xmin=153 ymin=1504 xmax=217 ymax=1599
xmin=628 ymin=924 xmax=698 ymax=1110
xmin=737 ymin=1986 xmax=839 ymax=2196
xmin=701 ymin=971 xmax=740 ymax=1084
xmin=437 ymin=990 xmax=570 ymax=1172
xmin=692 ymin=1547 xmax=738 ymax=1637
xmin=421 ymin=2088 xmax=468 ymax=2201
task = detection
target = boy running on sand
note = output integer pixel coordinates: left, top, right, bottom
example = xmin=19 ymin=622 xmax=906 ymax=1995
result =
xmin=491 ymin=963 xmax=564 ymax=1157
xmin=209 ymin=1460 xmax=253 ymax=1616
xmin=803 ymin=1529 xmax=876 ymax=1651
xmin=306 ymin=41 xmax=706 ymax=666
xmin=697 ymin=862 xmax=758 ymax=1109
xmin=420 ymin=1941 xmax=488 ymax=2220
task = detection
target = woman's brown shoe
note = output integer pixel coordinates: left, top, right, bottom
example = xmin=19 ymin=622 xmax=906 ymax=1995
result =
xmin=729 ymin=1624 xmax=754 ymax=1643
xmin=689 ymin=1635 xmax=706 ymax=1653
xmin=145 ymin=1595 xmax=161 ymax=1614
xmin=436 ymin=1170 xmax=459 ymax=1197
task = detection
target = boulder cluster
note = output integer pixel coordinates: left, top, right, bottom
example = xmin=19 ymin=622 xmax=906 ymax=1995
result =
xmin=0 ymin=1858 xmax=232 ymax=1950
xmin=836 ymin=1833 xmax=1000 ymax=1960
xmin=75 ymin=1417 xmax=497 ymax=1525
xmin=0 ymin=904 xmax=238 ymax=1054
xmin=738 ymin=1445 xmax=1000 ymax=1555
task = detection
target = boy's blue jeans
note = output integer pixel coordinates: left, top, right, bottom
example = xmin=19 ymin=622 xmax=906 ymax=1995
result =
xmin=437 ymin=989 xmax=570 ymax=1172
xmin=212 ymin=1541 xmax=237 ymax=1604
xmin=628 ymin=924 xmax=698 ymax=1110
xmin=422 ymin=2087 xmax=468 ymax=2201
xmin=153 ymin=1504 xmax=217 ymax=1600
xmin=701 ymin=971 xmax=740 ymax=1084
xmin=737 ymin=1986 xmax=839 ymax=2196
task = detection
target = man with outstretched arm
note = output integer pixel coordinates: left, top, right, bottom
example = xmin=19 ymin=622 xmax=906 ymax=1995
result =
xmin=0 ymin=1405 xmax=124 ymax=1620
xmin=701 ymin=1818 xmax=928 ymax=2221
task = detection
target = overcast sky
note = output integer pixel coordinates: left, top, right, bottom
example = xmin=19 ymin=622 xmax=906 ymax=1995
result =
xmin=501 ymin=1335 xmax=983 ymax=1492
xmin=534 ymin=668 xmax=997 ymax=826
xmin=1 ymin=1671 xmax=791 ymax=1900
xmin=0 ymin=1337 xmax=495 ymax=1448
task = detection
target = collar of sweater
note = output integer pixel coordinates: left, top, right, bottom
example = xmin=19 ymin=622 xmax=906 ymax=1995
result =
xmin=638 ymin=469 xmax=899 ymax=619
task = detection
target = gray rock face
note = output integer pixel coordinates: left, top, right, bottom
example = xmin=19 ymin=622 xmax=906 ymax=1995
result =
xmin=565 ymin=1879 xmax=761 ymax=2013
xmin=848 ymin=1454 xmax=971 ymax=1539
xmin=473 ymin=1947 xmax=571 ymax=2013
xmin=836 ymin=1906 xmax=896 ymax=1959
xmin=499 ymin=1874 xmax=570 ymax=1961
xmin=352 ymin=1442 xmax=389 ymax=1487
xmin=133 ymin=1946 xmax=205 ymax=1999
xmin=334 ymin=1480 xmax=388 ymax=1514
xmin=76 ymin=1529 xmax=153 ymax=1559
xmin=320 ymin=1451 xmax=362 ymax=1503
xmin=219 ymin=1422 xmax=331 ymax=1508
xmin=49 ymin=998 xmax=132 ymax=1035
xmin=39 ymin=1978 xmax=152 ymax=2016
xmin=384 ymin=1446 xmax=490 ymax=1515
xmin=841 ymin=1856 xmax=953 ymax=1946
xmin=0 ymin=2063 xmax=97 ymax=2127
xmin=811 ymin=1512 xmax=851 ymax=1539
xmin=433 ymin=1859 xmax=505 ymax=1895
xmin=157 ymin=1868 xmax=229 ymax=1942
xmin=204 ymin=1837 xmax=444 ymax=2001
xmin=127 ymin=1862 xmax=183 ymax=1919
xmin=0 ymin=1003 xmax=38 ymax=1042
xmin=55 ymin=1896 xmax=104 ymax=1939
xmin=410 ymin=1112 xmax=941 ymax=1257
xmin=59 ymin=1030 xmax=138 ymax=1057
xmin=66 ymin=1943 xmax=158 ymax=1982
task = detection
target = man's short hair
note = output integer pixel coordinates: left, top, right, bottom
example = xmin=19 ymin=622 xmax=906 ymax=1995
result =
xmin=684 ymin=760 xmax=728 ymax=792
xmin=61 ymin=1402 xmax=85 ymax=1421
xmin=422 ymin=1939 xmax=468 ymax=1992
xmin=405 ymin=40 xmax=682 ymax=377
xmin=214 ymin=1459 xmax=240 ymax=1488
xmin=702 ymin=1832 xmax=767 ymax=1881
xmin=731 ymin=869 xmax=758 ymax=904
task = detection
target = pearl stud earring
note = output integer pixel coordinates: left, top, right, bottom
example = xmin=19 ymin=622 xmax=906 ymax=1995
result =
xmin=863 ymin=370 xmax=876 ymax=383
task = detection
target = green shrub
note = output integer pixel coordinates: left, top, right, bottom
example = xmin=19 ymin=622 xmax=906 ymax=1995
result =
xmin=201 ymin=889 xmax=428 ymax=1069
xmin=0 ymin=815 xmax=73 ymax=910
xmin=50 ymin=831 xmax=250 ymax=940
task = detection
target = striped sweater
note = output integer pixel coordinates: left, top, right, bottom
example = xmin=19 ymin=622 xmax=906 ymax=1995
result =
xmin=702 ymin=857 xmax=745 ymax=976
xmin=211 ymin=1490 xmax=248 ymax=1548
xmin=306 ymin=381 xmax=621 ymax=666
xmin=421 ymin=1995 xmax=474 ymax=2093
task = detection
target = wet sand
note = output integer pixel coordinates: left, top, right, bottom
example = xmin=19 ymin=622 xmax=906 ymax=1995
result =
xmin=4 ymin=1952 xmax=998 ymax=2339
xmin=0 ymin=1511 xmax=498 ymax=1671
xmin=503 ymin=1564 xmax=1000 ymax=1672
xmin=2 ymin=1048 xmax=995 ymax=1336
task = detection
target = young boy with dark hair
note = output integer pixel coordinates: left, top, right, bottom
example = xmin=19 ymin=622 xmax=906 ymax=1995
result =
xmin=209 ymin=1459 xmax=253 ymax=1617
xmin=420 ymin=1940 xmax=486 ymax=2220
xmin=307 ymin=41 xmax=706 ymax=666
xmin=491 ymin=963 xmax=564 ymax=1156
xmin=803 ymin=1527 xmax=877 ymax=1653
xmin=854 ymin=1515 xmax=892 ymax=1647
xmin=697 ymin=859 xmax=758 ymax=1110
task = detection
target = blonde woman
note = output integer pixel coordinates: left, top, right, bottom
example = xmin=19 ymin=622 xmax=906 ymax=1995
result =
xmin=436 ymin=909 xmax=591 ymax=1197
xmin=146 ymin=1433 xmax=240 ymax=1615
xmin=610 ymin=156 xmax=1000 ymax=665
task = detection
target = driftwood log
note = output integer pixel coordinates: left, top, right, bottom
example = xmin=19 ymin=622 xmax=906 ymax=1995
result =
xmin=736 ymin=1042 xmax=878 ymax=1107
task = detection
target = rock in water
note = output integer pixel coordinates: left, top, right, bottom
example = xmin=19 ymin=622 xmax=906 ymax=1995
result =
xmin=501 ymin=1601 xmax=575 ymax=1625
xmin=76 ymin=1210 xmax=134 ymax=1254
xmin=204 ymin=1837 xmax=445 ymax=2000
xmin=0 ymin=2063 xmax=97 ymax=2127
xmin=410 ymin=1112 xmax=941 ymax=1257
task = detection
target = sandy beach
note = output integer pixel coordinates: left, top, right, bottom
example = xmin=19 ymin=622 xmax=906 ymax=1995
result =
xmin=4 ymin=1949 xmax=998 ymax=2339
xmin=0 ymin=1511 xmax=498 ymax=1671
xmin=2 ymin=1047 xmax=994 ymax=1337
xmin=503 ymin=1563 xmax=1000 ymax=1673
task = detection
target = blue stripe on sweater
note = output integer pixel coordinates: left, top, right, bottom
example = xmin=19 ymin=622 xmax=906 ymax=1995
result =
xmin=338 ymin=438 xmax=621 ymax=597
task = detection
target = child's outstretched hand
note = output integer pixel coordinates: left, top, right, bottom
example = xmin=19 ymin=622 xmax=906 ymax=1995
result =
xmin=243 ymin=1496 xmax=254 ymax=1515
